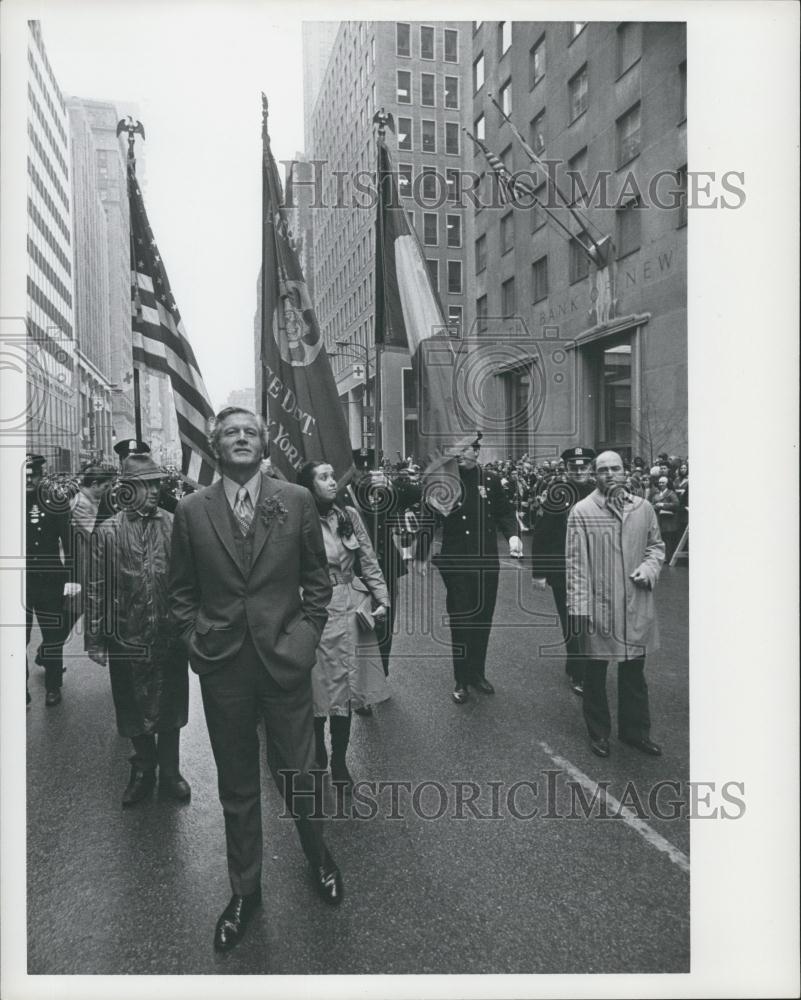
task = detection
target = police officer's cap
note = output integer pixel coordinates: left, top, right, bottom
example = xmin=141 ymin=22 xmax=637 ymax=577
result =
xmin=114 ymin=439 xmax=151 ymax=460
xmin=26 ymin=453 xmax=46 ymax=470
xmin=451 ymin=430 xmax=483 ymax=454
xmin=560 ymin=446 xmax=596 ymax=467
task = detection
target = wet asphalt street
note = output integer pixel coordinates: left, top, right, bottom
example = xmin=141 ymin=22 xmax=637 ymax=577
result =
xmin=26 ymin=557 xmax=689 ymax=975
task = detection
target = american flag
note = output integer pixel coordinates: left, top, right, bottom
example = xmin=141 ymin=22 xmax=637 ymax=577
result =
xmin=127 ymin=162 xmax=217 ymax=485
xmin=466 ymin=130 xmax=536 ymax=206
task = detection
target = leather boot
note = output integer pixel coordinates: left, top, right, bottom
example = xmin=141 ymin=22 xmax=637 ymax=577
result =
xmin=329 ymin=714 xmax=352 ymax=786
xmin=313 ymin=716 xmax=328 ymax=770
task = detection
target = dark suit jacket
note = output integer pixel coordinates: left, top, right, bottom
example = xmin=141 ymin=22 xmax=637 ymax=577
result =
xmin=168 ymin=474 xmax=332 ymax=689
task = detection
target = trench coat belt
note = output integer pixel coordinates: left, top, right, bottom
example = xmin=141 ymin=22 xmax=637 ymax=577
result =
xmin=329 ymin=568 xmax=355 ymax=586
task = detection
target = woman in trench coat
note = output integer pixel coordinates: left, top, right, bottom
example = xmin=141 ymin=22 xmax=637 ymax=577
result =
xmin=297 ymin=461 xmax=390 ymax=787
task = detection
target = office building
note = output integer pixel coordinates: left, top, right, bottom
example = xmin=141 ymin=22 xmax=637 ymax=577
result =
xmin=470 ymin=20 xmax=687 ymax=461
xmin=305 ymin=20 xmax=474 ymax=459
xmin=26 ymin=20 xmax=77 ymax=470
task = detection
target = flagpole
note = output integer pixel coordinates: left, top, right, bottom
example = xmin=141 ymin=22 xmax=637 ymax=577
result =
xmin=487 ymin=93 xmax=606 ymax=264
xmin=373 ymin=110 xmax=391 ymax=467
xmin=260 ymin=93 xmax=270 ymax=423
xmin=118 ymin=117 xmax=145 ymax=442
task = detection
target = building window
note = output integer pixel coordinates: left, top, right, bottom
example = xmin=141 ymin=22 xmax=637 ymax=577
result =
xmin=420 ymin=25 xmax=435 ymax=60
xmin=617 ymin=22 xmax=642 ymax=77
xmin=447 ymin=304 xmax=463 ymax=335
xmin=678 ymin=61 xmax=687 ymax=123
xmin=397 ymin=70 xmax=411 ymax=104
xmin=476 ymin=294 xmax=488 ymax=333
xmin=407 ymin=210 xmax=415 ymax=230
xmin=501 ymin=277 xmax=516 ymax=317
xmin=398 ymin=117 xmax=412 ymax=151
xmin=475 ymin=235 xmax=487 ymax=273
xmin=531 ymin=255 xmax=548 ymax=303
xmin=446 ymin=168 xmax=461 ymax=202
xmin=597 ymin=341 xmax=632 ymax=454
xmin=500 ymin=211 xmax=514 ymax=254
xmin=529 ymin=109 xmax=546 ymax=154
xmin=474 ymin=113 xmax=485 ymax=141
xmin=676 ymin=164 xmax=688 ymax=228
xmin=396 ymin=23 xmax=411 ymax=57
xmin=531 ymin=182 xmax=547 ymax=231
xmin=617 ymin=102 xmax=641 ymax=166
xmin=445 ymin=122 xmax=460 ymax=155
xmin=570 ymin=22 xmax=586 ymax=41
xmin=447 ymin=260 xmax=463 ymax=294
xmin=421 ymin=119 xmax=436 ymax=153
xmin=568 ymin=147 xmax=587 ymax=205
xmin=529 ymin=34 xmax=546 ymax=88
xmin=501 ymin=144 xmax=513 ymax=172
xmin=446 ymin=214 xmax=461 ymax=248
xmin=444 ymin=75 xmax=459 ymax=109
xmin=568 ymin=64 xmax=588 ymax=122
xmin=569 ymin=232 xmax=591 ymax=283
xmin=421 ymin=72 xmax=435 ymax=107
xmin=398 ymin=163 xmax=413 ymax=196
xmin=426 ymin=258 xmax=439 ymax=291
xmin=499 ymin=20 xmax=512 ymax=57
xmin=617 ymin=199 xmax=641 ymax=258
xmin=421 ymin=166 xmax=438 ymax=200
xmin=499 ymin=77 xmax=512 ymax=117
xmin=444 ymin=28 xmax=458 ymax=63
xmin=473 ymin=53 xmax=485 ymax=93
xmin=423 ymin=212 xmax=438 ymax=245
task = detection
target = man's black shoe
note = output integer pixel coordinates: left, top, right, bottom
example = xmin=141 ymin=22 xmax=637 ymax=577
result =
xmin=121 ymin=766 xmax=155 ymax=807
xmin=45 ymin=689 xmax=62 ymax=707
xmin=354 ymin=705 xmax=373 ymax=717
xmin=213 ymin=889 xmax=262 ymax=951
xmin=590 ymin=736 xmax=610 ymax=758
xmin=452 ymin=684 xmax=469 ymax=704
xmin=569 ymin=679 xmax=584 ymax=696
xmin=471 ymin=678 xmax=495 ymax=695
xmin=314 ymin=852 xmax=344 ymax=906
xmin=620 ymin=736 xmax=662 ymax=756
xmin=160 ymin=772 xmax=191 ymax=801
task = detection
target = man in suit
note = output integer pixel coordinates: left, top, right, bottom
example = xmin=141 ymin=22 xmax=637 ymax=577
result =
xmin=531 ymin=447 xmax=596 ymax=696
xmin=169 ymin=407 xmax=342 ymax=953
xmin=428 ymin=434 xmax=522 ymax=704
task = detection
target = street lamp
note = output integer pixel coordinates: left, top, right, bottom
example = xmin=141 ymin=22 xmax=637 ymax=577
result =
xmin=331 ymin=339 xmax=372 ymax=453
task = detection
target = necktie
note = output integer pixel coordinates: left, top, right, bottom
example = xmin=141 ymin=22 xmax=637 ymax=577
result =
xmin=234 ymin=487 xmax=254 ymax=536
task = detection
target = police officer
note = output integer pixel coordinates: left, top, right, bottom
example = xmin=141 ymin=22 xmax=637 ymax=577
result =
xmin=428 ymin=434 xmax=521 ymax=704
xmin=25 ymin=454 xmax=79 ymax=707
xmin=531 ymin=447 xmax=596 ymax=695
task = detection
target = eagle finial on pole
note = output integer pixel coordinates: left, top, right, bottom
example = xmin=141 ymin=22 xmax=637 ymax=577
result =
xmin=116 ymin=116 xmax=145 ymax=164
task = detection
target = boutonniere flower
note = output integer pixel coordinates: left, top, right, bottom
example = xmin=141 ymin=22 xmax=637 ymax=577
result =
xmin=259 ymin=496 xmax=288 ymax=527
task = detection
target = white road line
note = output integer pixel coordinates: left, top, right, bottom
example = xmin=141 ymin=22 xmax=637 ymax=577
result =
xmin=539 ymin=740 xmax=691 ymax=874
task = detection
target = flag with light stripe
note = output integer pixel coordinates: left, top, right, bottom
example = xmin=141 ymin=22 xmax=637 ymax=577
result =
xmin=374 ymin=137 xmax=463 ymax=514
xmin=127 ymin=162 xmax=217 ymax=485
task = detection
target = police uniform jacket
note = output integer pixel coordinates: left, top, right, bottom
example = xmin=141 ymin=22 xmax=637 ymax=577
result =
xmin=26 ymin=487 xmax=73 ymax=590
xmin=437 ymin=464 xmax=517 ymax=567
xmin=531 ymin=479 xmax=595 ymax=583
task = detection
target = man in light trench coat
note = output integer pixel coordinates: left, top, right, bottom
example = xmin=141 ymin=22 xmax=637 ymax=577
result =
xmin=566 ymin=450 xmax=665 ymax=758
